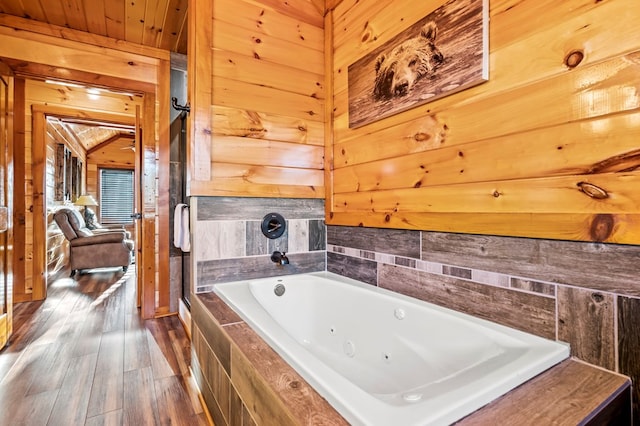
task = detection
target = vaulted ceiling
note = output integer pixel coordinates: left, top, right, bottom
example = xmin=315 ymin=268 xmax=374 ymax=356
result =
xmin=0 ymin=0 xmax=188 ymax=54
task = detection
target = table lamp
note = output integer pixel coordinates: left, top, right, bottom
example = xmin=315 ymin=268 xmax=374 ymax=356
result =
xmin=74 ymin=194 xmax=99 ymax=224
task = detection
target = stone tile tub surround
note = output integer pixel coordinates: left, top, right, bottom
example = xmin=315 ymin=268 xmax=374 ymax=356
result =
xmin=190 ymin=197 xmax=326 ymax=293
xmin=327 ymin=225 xmax=640 ymax=420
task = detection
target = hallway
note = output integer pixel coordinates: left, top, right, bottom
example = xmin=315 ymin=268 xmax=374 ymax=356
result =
xmin=0 ymin=268 xmax=207 ymax=426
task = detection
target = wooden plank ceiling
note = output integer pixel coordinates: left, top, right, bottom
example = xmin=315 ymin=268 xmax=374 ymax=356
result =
xmin=0 ymin=0 xmax=188 ymax=54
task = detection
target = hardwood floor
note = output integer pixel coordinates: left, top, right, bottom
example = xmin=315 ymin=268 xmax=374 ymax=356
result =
xmin=0 ymin=267 xmax=209 ymax=426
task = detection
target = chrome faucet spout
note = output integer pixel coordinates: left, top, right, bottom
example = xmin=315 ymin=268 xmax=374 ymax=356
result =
xmin=270 ymin=251 xmax=289 ymax=265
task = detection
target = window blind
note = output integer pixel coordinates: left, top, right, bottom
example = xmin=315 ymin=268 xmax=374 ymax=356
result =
xmin=100 ymin=169 xmax=134 ymax=224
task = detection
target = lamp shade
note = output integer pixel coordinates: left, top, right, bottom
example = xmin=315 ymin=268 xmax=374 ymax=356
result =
xmin=75 ymin=194 xmax=98 ymax=206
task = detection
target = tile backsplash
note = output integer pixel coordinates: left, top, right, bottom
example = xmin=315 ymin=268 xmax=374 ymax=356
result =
xmin=191 ymin=197 xmax=326 ymax=293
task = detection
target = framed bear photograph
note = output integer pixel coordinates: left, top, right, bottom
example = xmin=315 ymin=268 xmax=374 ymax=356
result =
xmin=347 ymin=0 xmax=488 ymax=128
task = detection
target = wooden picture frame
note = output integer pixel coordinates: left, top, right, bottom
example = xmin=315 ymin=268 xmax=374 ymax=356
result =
xmin=348 ymin=0 xmax=489 ymax=128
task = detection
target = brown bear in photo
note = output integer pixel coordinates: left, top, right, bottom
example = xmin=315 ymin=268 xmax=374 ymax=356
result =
xmin=373 ymin=21 xmax=444 ymax=100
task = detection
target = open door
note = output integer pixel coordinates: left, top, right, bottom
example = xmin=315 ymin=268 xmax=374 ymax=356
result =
xmin=133 ymin=106 xmax=143 ymax=308
xmin=0 ymin=69 xmax=13 ymax=349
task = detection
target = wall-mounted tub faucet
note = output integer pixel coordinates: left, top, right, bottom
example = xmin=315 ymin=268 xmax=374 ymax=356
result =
xmin=271 ymin=251 xmax=289 ymax=265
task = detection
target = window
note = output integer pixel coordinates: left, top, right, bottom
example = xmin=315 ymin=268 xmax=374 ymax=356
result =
xmin=99 ymin=168 xmax=134 ymax=224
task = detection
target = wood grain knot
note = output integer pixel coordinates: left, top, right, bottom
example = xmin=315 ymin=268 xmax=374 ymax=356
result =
xmin=289 ymin=381 xmax=300 ymax=389
xmin=577 ymin=182 xmax=608 ymax=199
xmin=590 ymin=214 xmax=614 ymax=242
xmin=414 ymin=132 xmax=430 ymax=142
xmin=591 ymin=293 xmax=604 ymax=303
xmin=385 ymin=214 xmax=391 ymax=222
xmin=564 ymin=50 xmax=584 ymax=69
xmin=492 ymin=190 xmax=501 ymax=198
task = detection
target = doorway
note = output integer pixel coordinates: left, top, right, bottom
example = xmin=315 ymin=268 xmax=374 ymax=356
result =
xmin=41 ymin=104 xmax=141 ymax=288
xmin=0 ymin=68 xmax=13 ymax=350
xmin=28 ymin=85 xmax=161 ymax=318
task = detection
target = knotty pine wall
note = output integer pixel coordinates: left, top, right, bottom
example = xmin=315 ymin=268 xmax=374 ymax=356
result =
xmin=187 ymin=0 xmax=325 ymax=198
xmin=16 ymin=79 xmax=141 ymax=301
xmin=325 ymin=0 xmax=640 ymax=244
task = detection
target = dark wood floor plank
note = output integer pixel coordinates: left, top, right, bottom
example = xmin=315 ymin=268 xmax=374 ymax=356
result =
xmin=87 ymin=330 xmax=125 ymax=417
xmin=123 ymin=366 xmax=160 ymax=426
xmin=0 ymin=267 xmax=206 ymax=426
xmin=146 ymin=319 xmax=181 ymax=379
xmin=85 ymin=409 xmax=124 ymax=426
xmin=47 ymin=353 xmax=98 ymax=425
xmin=7 ymin=389 xmax=59 ymax=426
xmin=124 ymin=313 xmax=152 ymax=372
xmin=155 ymin=375 xmax=204 ymax=426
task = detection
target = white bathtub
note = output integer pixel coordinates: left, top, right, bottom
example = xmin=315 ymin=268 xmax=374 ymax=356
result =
xmin=214 ymin=271 xmax=569 ymax=425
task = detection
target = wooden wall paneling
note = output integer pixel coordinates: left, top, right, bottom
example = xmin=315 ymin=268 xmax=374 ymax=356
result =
xmin=242 ymin=0 xmax=324 ymax=28
xmin=327 ymin=0 xmax=640 ymax=241
xmin=125 ymin=0 xmax=146 ymax=47
xmin=333 ymin=112 xmax=640 ymax=189
xmin=212 ymin=77 xmax=324 ymax=122
xmin=160 ymin=0 xmax=188 ymax=53
xmin=204 ymin=163 xmax=323 ymax=198
xmin=12 ymin=78 xmax=26 ymax=300
xmin=332 ymin=0 xmax=638 ymax=131
xmin=327 ymin=212 xmax=640 ymax=245
xmin=187 ymin=0 xmax=213 ymax=184
xmin=31 ymin=110 xmax=46 ymax=300
xmin=334 ymin=1 xmax=637 ymax=153
xmin=213 ymin=0 xmax=324 ymax=50
xmin=155 ymin=57 xmax=171 ymax=316
xmin=189 ymin=0 xmax=325 ymax=198
xmin=324 ymin=10 xmax=335 ymax=221
xmin=83 ymin=0 xmax=107 ymax=35
xmin=333 ymin=47 xmax=640 ymax=146
xmin=104 ymin=0 xmax=126 ymax=41
xmin=212 ymin=137 xmax=324 ymax=169
xmin=213 ymin=51 xmax=324 ymax=100
xmin=211 ymin=106 xmax=324 ymax=146
xmin=332 ymin=172 xmax=640 ymax=214
xmin=141 ymin=0 xmax=169 ymax=49
xmin=140 ymin=95 xmax=158 ymax=319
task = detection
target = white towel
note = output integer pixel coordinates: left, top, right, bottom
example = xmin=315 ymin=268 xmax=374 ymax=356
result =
xmin=180 ymin=204 xmax=190 ymax=252
xmin=174 ymin=203 xmax=190 ymax=252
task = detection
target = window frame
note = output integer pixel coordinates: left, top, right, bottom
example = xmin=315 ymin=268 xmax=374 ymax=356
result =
xmin=98 ymin=167 xmax=135 ymax=225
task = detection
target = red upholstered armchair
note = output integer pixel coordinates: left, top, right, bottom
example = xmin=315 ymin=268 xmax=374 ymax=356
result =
xmin=53 ymin=207 xmax=134 ymax=277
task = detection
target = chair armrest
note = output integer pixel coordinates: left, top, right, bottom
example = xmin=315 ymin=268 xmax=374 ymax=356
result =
xmin=70 ymin=231 xmax=126 ymax=247
xmin=94 ymin=228 xmax=132 ymax=239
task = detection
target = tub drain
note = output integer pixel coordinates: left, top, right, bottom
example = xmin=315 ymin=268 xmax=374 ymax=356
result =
xmin=274 ymin=283 xmax=286 ymax=296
